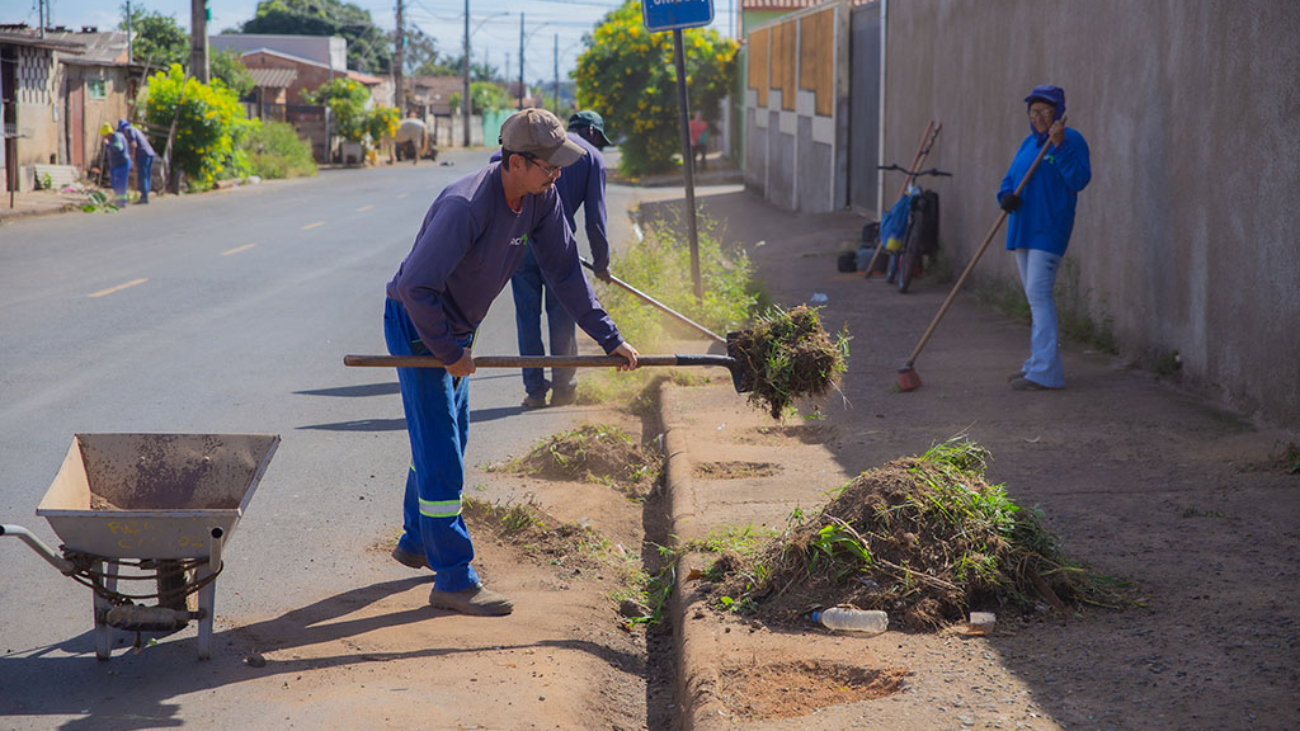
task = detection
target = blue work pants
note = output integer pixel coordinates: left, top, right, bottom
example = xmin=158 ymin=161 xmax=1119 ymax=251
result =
xmin=384 ymin=298 xmax=480 ymax=592
xmin=135 ymin=154 xmax=154 ymax=201
xmin=1014 ymin=248 xmax=1065 ymax=388
xmin=509 ymin=247 xmax=576 ymax=398
xmin=109 ymin=162 xmax=131 ymax=208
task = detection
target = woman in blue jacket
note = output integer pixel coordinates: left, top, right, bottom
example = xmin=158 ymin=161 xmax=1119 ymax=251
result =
xmin=998 ymin=85 xmax=1091 ymax=390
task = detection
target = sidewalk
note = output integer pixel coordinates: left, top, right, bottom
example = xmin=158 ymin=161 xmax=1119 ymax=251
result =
xmin=647 ymin=189 xmax=1299 ymax=730
xmin=0 ymin=189 xmax=88 ymax=222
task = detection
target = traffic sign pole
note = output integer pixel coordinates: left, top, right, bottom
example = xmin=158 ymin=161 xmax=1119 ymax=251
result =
xmin=643 ymin=0 xmax=714 ymax=304
xmin=672 ymin=29 xmax=703 ymax=303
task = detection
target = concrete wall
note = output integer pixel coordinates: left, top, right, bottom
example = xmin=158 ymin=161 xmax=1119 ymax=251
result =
xmin=883 ymin=0 xmax=1300 ymax=427
xmin=744 ymin=1 xmax=852 ymax=214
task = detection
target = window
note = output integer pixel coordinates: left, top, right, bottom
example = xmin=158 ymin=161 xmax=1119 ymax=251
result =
xmin=87 ymin=77 xmax=106 ymax=100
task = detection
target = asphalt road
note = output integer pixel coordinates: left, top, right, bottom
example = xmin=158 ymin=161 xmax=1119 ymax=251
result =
xmin=0 ymin=152 xmax=632 ymax=677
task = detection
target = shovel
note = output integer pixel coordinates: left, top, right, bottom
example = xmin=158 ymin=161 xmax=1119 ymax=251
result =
xmin=343 ymin=353 xmax=753 ymax=394
xmin=580 ymin=258 xmax=726 ymax=344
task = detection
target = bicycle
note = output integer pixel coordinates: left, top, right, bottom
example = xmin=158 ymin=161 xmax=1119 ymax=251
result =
xmin=876 ymin=164 xmax=952 ymax=293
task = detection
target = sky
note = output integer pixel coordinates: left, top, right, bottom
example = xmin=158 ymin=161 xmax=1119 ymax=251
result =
xmin=11 ymin=0 xmax=741 ymax=80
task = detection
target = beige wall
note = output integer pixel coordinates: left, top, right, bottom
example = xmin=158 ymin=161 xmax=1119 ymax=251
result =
xmin=883 ymin=0 xmax=1300 ymax=428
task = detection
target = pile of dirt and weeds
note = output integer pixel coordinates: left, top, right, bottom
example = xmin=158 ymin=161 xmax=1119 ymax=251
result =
xmin=705 ymin=438 xmax=1130 ymax=630
xmin=726 ymin=305 xmax=849 ymax=419
xmin=490 ymin=423 xmax=660 ymax=498
xmin=463 ymin=496 xmax=634 ymax=574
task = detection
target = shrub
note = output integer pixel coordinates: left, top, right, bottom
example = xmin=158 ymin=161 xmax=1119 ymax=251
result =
xmin=241 ymin=120 xmax=317 ymax=179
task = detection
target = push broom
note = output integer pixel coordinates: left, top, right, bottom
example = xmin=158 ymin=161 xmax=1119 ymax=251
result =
xmin=896 ymin=130 xmax=1056 ymax=392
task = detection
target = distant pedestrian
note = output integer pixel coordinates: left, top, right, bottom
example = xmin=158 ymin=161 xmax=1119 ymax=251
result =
xmin=99 ymin=123 xmax=132 ymax=208
xmin=689 ymin=111 xmax=708 ymax=170
xmin=998 ymin=85 xmax=1092 ymax=391
xmin=383 ymin=107 xmax=640 ymax=616
xmin=117 ymin=119 xmax=156 ymax=204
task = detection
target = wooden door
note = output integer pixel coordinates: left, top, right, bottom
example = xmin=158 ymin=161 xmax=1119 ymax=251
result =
xmin=68 ymin=76 xmax=85 ymax=168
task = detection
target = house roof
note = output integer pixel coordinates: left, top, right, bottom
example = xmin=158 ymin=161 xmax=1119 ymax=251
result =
xmin=44 ymin=30 xmax=128 ymax=65
xmin=0 ymin=29 xmax=85 ymax=54
xmin=741 ymin=0 xmax=870 ymax=8
xmin=248 ymin=66 xmax=298 ymax=89
xmin=346 ymin=69 xmax=383 ymax=85
xmin=240 ymin=47 xmax=331 ymax=70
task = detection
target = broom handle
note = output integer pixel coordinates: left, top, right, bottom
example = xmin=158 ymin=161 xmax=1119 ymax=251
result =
xmin=344 ymin=354 xmax=732 ymax=369
xmin=864 ymin=120 xmax=942 ymax=277
xmin=903 ymin=135 xmax=1055 ymax=367
xmin=580 ymin=258 xmax=726 ymax=344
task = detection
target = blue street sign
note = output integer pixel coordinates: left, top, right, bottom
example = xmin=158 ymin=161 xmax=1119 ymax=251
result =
xmin=642 ymin=0 xmax=715 ymax=32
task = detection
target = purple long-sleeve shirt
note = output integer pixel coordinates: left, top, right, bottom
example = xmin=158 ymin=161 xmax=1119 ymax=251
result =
xmin=386 ymin=162 xmax=623 ymax=365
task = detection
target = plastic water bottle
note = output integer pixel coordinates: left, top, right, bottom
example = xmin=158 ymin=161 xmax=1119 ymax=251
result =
xmin=810 ymin=608 xmax=888 ymax=634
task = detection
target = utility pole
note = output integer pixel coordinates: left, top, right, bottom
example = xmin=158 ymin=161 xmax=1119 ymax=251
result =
xmin=394 ymin=0 xmax=404 ymax=114
xmin=517 ymin=13 xmax=524 ymax=109
xmin=553 ymin=34 xmax=558 ymax=112
xmin=462 ymin=0 xmax=470 ymax=147
xmin=38 ymin=0 xmax=45 ymax=38
xmin=126 ymin=0 xmax=133 ymax=63
xmin=190 ymin=0 xmax=209 ymax=83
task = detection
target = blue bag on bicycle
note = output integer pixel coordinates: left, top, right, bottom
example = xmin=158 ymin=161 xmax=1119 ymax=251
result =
xmin=880 ymin=193 xmax=912 ymax=252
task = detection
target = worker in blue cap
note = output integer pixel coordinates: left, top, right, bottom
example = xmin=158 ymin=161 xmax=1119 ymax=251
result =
xmin=998 ymin=85 xmax=1092 ymax=391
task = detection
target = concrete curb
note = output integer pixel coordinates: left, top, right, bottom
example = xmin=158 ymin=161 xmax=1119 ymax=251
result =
xmin=659 ymin=380 xmax=730 ymax=731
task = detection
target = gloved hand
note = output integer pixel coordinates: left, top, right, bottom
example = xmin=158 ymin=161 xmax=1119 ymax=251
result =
xmin=999 ymin=193 xmax=1022 ymax=212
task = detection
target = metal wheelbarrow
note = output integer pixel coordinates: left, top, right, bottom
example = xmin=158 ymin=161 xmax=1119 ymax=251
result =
xmin=2 ymin=433 xmax=279 ymax=660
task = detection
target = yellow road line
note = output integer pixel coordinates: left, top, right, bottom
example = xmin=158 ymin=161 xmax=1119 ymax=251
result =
xmin=355 ymin=205 xmax=374 ymax=212
xmin=301 ymin=221 xmax=325 ymax=231
xmin=88 ymin=278 xmax=148 ymax=298
xmin=221 ymin=243 xmax=257 ymax=256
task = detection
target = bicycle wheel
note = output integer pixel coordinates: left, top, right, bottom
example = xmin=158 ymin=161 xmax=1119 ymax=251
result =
xmin=897 ymin=243 xmax=917 ymax=293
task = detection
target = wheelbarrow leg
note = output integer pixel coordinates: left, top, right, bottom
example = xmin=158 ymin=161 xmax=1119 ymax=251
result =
xmin=196 ymin=527 xmax=224 ymax=660
xmin=93 ymin=559 xmax=118 ymax=661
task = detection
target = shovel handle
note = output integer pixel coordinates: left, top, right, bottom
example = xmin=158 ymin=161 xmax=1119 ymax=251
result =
xmin=344 ymin=354 xmax=722 ymax=369
xmin=580 ymin=259 xmax=726 ymax=344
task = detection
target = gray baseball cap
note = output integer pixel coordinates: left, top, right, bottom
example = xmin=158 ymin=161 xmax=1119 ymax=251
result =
xmin=499 ymin=108 xmax=585 ymax=167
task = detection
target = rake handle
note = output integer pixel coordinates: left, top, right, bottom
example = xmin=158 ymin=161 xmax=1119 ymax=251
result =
xmin=580 ymin=259 xmax=726 ymax=344
xmin=903 ymin=135 xmax=1055 ymax=367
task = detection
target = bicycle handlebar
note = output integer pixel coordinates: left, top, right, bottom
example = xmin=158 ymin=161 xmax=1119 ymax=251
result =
xmin=878 ymin=164 xmax=953 ymax=178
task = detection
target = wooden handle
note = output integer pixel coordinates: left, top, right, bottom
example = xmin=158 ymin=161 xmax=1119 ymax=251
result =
xmin=345 ymin=354 xmax=682 ymax=369
xmin=903 ymin=138 xmax=1054 ymax=367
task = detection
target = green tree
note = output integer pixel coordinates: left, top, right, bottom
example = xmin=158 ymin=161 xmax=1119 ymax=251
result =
xmin=396 ymin=27 xmax=442 ymax=76
xmin=140 ymin=64 xmax=250 ymax=189
xmin=240 ymin=0 xmax=392 ymax=74
xmin=450 ymin=82 xmax=512 ymax=115
xmin=441 ymin=57 xmax=500 ymax=83
xmin=120 ymin=5 xmax=188 ymax=70
xmin=211 ymin=49 xmax=256 ymax=98
xmin=303 ymin=77 xmax=371 ymax=143
xmin=574 ymin=0 xmax=737 ymax=175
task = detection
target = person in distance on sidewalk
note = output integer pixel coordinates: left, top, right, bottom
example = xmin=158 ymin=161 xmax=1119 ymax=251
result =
xmin=383 ymin=108 xmax=640 ymax=616
xmin=998 ymin=85 xmax=1092 ymax=391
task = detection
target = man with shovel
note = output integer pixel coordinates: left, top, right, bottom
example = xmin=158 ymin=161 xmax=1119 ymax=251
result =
xmin=384 ymin=108 xmax=640 ymax=616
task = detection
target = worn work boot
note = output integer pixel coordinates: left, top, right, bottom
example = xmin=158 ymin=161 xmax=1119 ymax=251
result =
xmin=550 ymin=387 xmax=577 ymax=407
xmin=1010 ymin=377 xmax=1051 ymax=392
xmin=391 ymin=545 xmax=428 ymax=569
xmin=428 ymin=585 xmax=514 ymax=616
xmin=521 ymin=393 xmax=548 ymax=409
xmin=1007 ymin=371 xmax=1026 ymax=383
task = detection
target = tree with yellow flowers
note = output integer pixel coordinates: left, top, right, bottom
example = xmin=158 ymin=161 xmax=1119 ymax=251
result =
xmin=574 ymin=0 xmax=737 ymax=176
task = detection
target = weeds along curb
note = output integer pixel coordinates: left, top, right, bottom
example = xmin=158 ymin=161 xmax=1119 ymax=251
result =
xmin=659 ymin=380 xmax=730 ymax=731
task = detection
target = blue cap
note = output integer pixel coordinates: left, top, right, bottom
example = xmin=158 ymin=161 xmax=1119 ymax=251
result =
xmin=568 ymin=110 xmax=612 ymax=148
xmin=1023 ymin=85 xmax=1066 ymax=118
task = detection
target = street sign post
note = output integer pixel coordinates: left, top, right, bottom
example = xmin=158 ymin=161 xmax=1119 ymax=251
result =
xmin=643 ymin=0 xmax=715 ymax=302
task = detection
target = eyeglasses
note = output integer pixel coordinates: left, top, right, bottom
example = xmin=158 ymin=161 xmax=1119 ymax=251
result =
xmin=1028 ymin=108 xmax=1056 ymax=120
xmin=526 ymin=156 xmax=562 ymax=178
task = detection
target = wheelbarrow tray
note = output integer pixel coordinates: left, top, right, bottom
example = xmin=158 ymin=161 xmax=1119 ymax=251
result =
xmin=36 ymin=433 xmax=280 ymax=560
